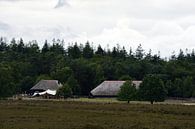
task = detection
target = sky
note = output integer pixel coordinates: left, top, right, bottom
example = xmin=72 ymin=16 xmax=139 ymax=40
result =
xmin=0 ymin=0 xmax=195 ymax=57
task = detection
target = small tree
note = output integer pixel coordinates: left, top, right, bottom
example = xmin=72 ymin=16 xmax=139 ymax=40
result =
xmin=117 ymin=80 xmax=137 ymax=103
xmin=135 ymin=44 xmax=144 ymax=60
xmin=56 ymin=84 xmax=72 ymax=99
xmin=139 ymin=75 xmax=167 ymax=104
xmin=83 ymin=42 xmax=94 ymax=59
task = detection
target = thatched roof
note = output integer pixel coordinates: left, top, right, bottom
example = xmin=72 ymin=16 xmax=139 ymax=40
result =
xmin=31 ymin=80 xmax=62 ymax=91
xmin=90 ymin=80 xmax=142 ymax=96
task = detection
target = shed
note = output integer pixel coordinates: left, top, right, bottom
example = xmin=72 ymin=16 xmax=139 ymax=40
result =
xmin=30 ymin=80 xmax=62 ymax=94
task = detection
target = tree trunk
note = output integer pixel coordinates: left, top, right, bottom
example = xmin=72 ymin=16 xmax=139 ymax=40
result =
xmin=151 ymin=101 xmax=154 ymax=104
xmin=128 ymin=100 xmax=130 ymax=103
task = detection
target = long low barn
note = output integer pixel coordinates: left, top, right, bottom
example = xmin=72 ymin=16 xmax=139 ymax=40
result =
xmin=90 ymin=81 xmax=142 ymax=97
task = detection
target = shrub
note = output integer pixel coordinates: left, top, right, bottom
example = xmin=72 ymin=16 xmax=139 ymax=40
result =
xmin=56 ymin=84 xmax=72 ymax=99
xmin=117 ymin=80 xmax=137 ymax=103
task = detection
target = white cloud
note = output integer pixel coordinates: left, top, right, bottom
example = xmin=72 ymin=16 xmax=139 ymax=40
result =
xmin=70 ymin=18 xmax=147 ymax=50
xmin=149 ymin=22 xmax=183 ymax=36
xmin=0 ymin=22 xmax=10 ymax=31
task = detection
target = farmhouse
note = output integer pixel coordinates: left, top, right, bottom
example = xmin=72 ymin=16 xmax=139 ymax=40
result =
xmin=30 ymin=80 xmax=62 ymax=97
xmin=90 ymin=81 xmax=142 ymax=97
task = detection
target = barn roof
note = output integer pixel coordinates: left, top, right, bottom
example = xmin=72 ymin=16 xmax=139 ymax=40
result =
xmin=30 ymin=80 xmax=62 ymax=91
xmin=90 ymin=80 xmax=142 ymax=96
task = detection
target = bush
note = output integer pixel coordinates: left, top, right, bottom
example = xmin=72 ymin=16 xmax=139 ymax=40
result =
xmin=56 ymin=84 xmax=72 ymax=99
xmin=117 ymin=80 xmax=137 ymax=103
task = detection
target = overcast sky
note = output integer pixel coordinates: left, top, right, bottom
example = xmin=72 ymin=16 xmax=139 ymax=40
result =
xmin=0 ymin=0 xmax=195 ymax=57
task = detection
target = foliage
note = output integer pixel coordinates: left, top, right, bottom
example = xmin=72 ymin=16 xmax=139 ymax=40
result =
xmin=19 ymin=76 xmax=35 ymax=93
xmin=166 ymin=77 xmax=195 ymax=98
xmin=118 ymin=80 xmax=137 ymax=103
xmin=51 ymin=67 xmax=73 ymax=83
xmin=139 ymin=75 xmax=167 ymax=104
xmin=135 ymin=44 xmax=144 ymax=60
xmin=119 ymin=75 xmax=132 ymax=81
xmin=70 ymin=59 xmax=96 ymax=95
xmin=68 ymin=43 xmax=81 ymax=59
xmin=182 ymin=76 xmax=194 ymax=98
xmin=0 ymin=37 xmax=195 ymax=98
xmin=66 ymin=75 xmax=81 ymax=95
xmin=36 ymin=74 xmax=52 ymax=83
xmin=83 ymin=42 xmax=94 ymax=59
xmin=95 ymin=45 xmax=105 ymax=56
xmin=56 ymin=84 xmax=72 ymax=98
xmin=0 ymin=64 xmax=15 ymax=98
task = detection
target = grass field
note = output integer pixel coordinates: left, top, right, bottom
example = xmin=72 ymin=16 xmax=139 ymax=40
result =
xmin=0 ymin=100 xmax=195 ymax=129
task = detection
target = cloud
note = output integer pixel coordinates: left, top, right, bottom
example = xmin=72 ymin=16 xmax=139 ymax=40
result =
xmin=54 ymin=0 xmax=70 ymax=8
xmin=71 ymin=18 xmax=147 ymax=49
xmin=0 ymin=0 xmax=23 ymax=1
xmin=0 ymin=22 xmax=10 ymax=31
xmin=149 ymin=22 xmax=183 ymax=36
xmin=0 ymin=22 xmax=12 ymax=38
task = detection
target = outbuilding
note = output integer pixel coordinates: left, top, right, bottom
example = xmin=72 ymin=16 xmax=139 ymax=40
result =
xmin=30 ymin=80 xmax=62 ymax=98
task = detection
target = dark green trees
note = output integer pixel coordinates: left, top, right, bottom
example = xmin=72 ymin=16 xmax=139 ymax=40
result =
xmin=0 ymin=64 xmax=15 ymax=98
xmin=51 ymin=67 xmax=73 ymax=84
xmin=68 ymin=43 xmax=81 ymax=59
xmin=118 ymin=80 xmax=137 ymax=103
xmin=70 ymin=59 xmax=96 ymax=95
xmin=166 ymin=77 xmax=194 ymax=98
xmin=0 ymin=37 xmax=195 ymax=99
xmin=135 ymin=44 xmax=144 ymax=60
xmin=66 ymin=75 xmax=81 ymax=96
xmin=83 ymin=42 xmax=93 ymax=59
xmin=182 ymin=77 xmax=194 ymax=98
xmin=119 ymin=75 xmax=132 ymax=81
xmin=95 ymin=45 xmax=105 ymax=56
xmin=20 ymin=76 xmax=35 ymax=93
xmin=0 ymin=38 xmax=7 ymax=51
xmin=42 ymin=40 xmax=50 ymax=53
xmin=139 ymin=75 xmax=167 ymax=104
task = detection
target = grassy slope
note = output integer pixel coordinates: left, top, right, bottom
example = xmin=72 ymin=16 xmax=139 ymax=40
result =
xmin=0 ymin=100 xmax=195 ymax=129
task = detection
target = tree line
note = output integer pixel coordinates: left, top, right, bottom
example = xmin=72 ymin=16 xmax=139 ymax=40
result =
xmin=0 ymin=37 xmax=195 ymax=98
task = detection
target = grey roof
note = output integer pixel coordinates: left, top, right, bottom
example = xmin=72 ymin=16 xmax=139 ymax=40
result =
xmin=31 ymin=80 xmax=62 ymax=91
xmin=90 ymin=80 xmax=142 ymax=96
